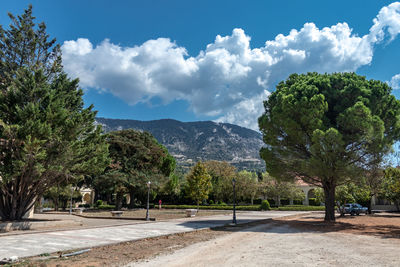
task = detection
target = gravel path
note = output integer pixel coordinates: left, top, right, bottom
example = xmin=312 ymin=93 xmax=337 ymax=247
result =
xmin=128 ymin=222 xmax=400 ymax=267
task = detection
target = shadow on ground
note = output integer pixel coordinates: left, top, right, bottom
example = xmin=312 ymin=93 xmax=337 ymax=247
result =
xmin=177 ymin=214 xmax=400 ymax=239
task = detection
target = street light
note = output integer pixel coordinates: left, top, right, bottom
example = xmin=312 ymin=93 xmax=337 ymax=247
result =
xmin=146 ymin=181 xmax=151 ymax=221
xmin=69 ymin=186 xmax=74 ymax=215
xmin=232 ymin=178 xmax=237 ymax=224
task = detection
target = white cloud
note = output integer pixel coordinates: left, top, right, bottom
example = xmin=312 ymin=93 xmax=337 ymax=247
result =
xmin=369 ymin=2 xmax=400 ymax=42
xmin=61 ymin=2 xmax=400 ymax=130
xmin=390 ymin=74 xmax=400 ymax=89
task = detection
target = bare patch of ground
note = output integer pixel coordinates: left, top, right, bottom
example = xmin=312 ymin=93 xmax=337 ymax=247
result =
xmin=128 ymin=213 xmax=400 ymax=267
xmin=17 ymin=221 xmax=262 ymax=267
xmin=275 ymin=212 xmax=400 ymax=238
xmin=16 ymin=213 xmax=400 ymax=267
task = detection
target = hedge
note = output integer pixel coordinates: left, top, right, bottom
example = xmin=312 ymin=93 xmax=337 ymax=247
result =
xmin=274 ymin=205 xmax=325 ymax=211
xmin=161 ymin=204 xmax=325 ymax=211
xmin=97 ymin=204 xmax=116 ymax=210
xmin=162 ymin=204 xmax=261 ymax=211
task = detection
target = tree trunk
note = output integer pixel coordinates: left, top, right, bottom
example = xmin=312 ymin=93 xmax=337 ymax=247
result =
xmin=0 ymin=188 xmax=37 ymax=221
xmin=323 ymin=182 xmax=336 ymax=222
xmin=54 ymin=197 xmax=59 ymax=211
xmin=115 ymin=192 xmax=123 ymax=211
xmin=368 ymin=196 xmax=373 ymax=214
xmin=128 ymin=189 xmax=135 ymax=209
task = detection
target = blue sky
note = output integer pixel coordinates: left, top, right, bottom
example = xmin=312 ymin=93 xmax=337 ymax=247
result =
xmin=1 ymin=0 xmax=400 ymax=130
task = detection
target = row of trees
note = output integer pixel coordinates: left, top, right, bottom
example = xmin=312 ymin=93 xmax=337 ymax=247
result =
xmin=2 ymin=6 xmax=400 ymax=223
xmin=163 ymin=161 xmax=304 ymax=208
xmin=312 ymin=167 xmax=400 ymax=213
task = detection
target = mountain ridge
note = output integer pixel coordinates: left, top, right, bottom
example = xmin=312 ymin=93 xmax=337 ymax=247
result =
xmin=95 ymin=117 xmax=265 ymax=170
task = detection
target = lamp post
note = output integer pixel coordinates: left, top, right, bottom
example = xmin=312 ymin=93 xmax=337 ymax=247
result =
xmin=69 ymin=186 xmax=73 ymax=215
xmin=232 ymin=178 xmax=237 ymax=224
xmin=146 ymin=181 xmax=151 ymax=221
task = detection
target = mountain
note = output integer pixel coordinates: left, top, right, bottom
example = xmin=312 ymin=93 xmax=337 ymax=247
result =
xmin=95 ymin=117 xmax=265 ymax=171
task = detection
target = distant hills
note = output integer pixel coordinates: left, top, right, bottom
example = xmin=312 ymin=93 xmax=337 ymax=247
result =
xmin=95 ymin=117 xmax=265 ymax=171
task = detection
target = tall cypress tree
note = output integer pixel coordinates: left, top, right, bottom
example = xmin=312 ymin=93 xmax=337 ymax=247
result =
xmin=0 ymin=6 xmax=109 ymax=220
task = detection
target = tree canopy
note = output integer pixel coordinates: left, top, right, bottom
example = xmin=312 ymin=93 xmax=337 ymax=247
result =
xmin=203 ymin=160 xmax=236 ymax=203
xmin=381 ymin=167 xmax=400 ymax=210
xmin=0 ymin=6 xmax=109 ymax=220
xmin=96 ymin=129 xmax=176 ymax=209
xmin=259 ymin=72 xmax=400 ymax=221
xmin=186 ymin=162 xmax=212 ymax=208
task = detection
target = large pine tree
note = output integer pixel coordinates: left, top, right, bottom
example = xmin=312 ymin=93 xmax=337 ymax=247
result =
xmin=0 ymin=5 xmax=109 ymax=220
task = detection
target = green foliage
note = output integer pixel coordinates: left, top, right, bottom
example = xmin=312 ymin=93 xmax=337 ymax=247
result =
xmin=106 ymin=129 xmax=176 ymax=187
xmin=235 ymin=170 xmax=259 ymax=204
xmin=186 ymin=162 xmax=212 ymax=207
xmin=161 ymin=204 xmax=324 ymax=211
xmin=260 ymin=200 xmax=270 ymax=210
xmin=162 ymin=204 xmax=261 ymax=211
xmin=43 ymin=185 xmax=82 ymax=211
xmin=97 ymin=204 xmax=116 ymax=210
xmin=308 ymin=198 xmax=320 ymax=206
xmin=95 ymin=200 xmax=103 ymax=207
xmin=259 ymin=72 xmax=400 ymax=221
xmin=0 ymin=6 xmax=109 ymax=220
xmin=94 ymin=129 xmax=176 ymax=209
xmin=275 ymin=205 xmax=325 ymax=211
xmin=381 ymin=167 xmax=400 ymax=209
xmin=258 ymin=172 xmax=304 ymax=206
xmin=203 ymin=161 xmax=236 ymax=203
xmin=314 ymin=183 xmax=371 ymax=210
xmin=159 ymin=170 xmax=183 ymax=203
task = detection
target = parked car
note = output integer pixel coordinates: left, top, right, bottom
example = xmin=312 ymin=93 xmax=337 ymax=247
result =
xmin=341 ymin=203 xmax=368 ymax=215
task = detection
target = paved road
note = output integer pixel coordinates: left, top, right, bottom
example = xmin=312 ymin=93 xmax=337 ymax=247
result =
xmin=0 ymin=211 xmax=307 ymax=259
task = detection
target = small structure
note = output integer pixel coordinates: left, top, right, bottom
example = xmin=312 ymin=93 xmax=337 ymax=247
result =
xmin=295 ymin=179 xmax=318 ymax=206
xmin=110 ymin=211 xmax=123 ymax=217
xmin=186 ymin=209 xmax=197 ymax=217
xmin=73 ymin=208 xmax=84 ymax=215
xmin=80 ymin=188 xmax=94 ymax=205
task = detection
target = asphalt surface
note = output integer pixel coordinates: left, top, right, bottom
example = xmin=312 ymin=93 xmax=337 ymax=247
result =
xmin=0 ymin=211 xmax=307 ymax=259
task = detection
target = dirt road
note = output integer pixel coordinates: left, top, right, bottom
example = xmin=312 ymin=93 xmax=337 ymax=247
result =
xmin=128 ymin=222 xmax=400 ymax=267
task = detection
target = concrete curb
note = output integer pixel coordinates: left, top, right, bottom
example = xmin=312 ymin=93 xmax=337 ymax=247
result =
xmin=0 ymin=219 xmax=80 ymax=232
xmin=73 ymin=214 xmax=156 ymax=221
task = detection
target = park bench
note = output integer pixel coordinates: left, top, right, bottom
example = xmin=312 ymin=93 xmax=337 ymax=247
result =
xmin=110 ymin=211 xmax=124 ymax=217
xmin=185 ymin=209 xmax=197 ymax=217
xmin=73 ymin=208 xmax=84 ymax=215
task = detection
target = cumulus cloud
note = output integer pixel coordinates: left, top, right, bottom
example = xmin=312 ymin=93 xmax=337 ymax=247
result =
xmin=61 ymin=2 xmax=400 ymax=130
xmin=390 ymin=74 xmax=400 ymax=89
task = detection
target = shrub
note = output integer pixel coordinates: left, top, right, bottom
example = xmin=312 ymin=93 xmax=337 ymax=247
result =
xmin=162 ymin=204 xmax=260 ymax=211
xmin=280 ymin=199 xmax=290 ymax=206
xmin=253 ymin=199 xmax=262 ymax=205
xmin=275 ymin=205 xmax=325 ymax=211
xmin=293 ymin=200 xmax=303 ymax=205
xmin=308 ymin=198 xmax=321 ymax=206
xmin=98 ymin=204 xmax=115 ymax=210
xmin=78 ymin=204 xmax=91 ymax=208
xmin=96 ymin=200 xmax=103 ymax=207
xmin=209 ymin=200 xmax=214 ymax=205
xmin=260 ymin=200 xmax=270 ymax=211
